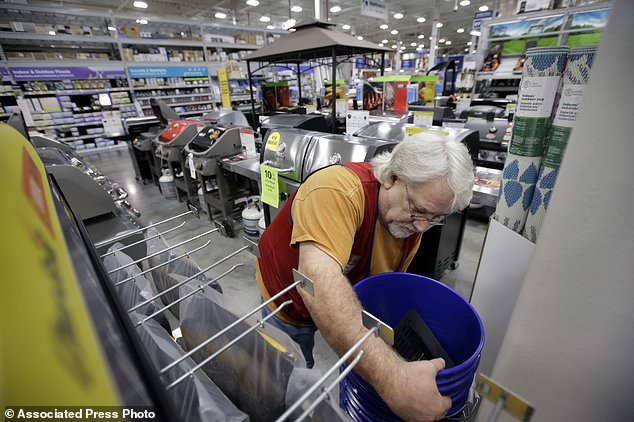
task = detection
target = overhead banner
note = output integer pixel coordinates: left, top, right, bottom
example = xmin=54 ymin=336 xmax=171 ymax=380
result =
xmin=127 ymin=65 xmax=208 ymax=78
xmin=10 ymin=66 xmax=126 ymax=81
xmin=361 ymin=0 xmax=388 ymax=20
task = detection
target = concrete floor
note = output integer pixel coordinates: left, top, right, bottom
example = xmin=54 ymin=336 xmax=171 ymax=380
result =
xmin=83 ymin=147 xmax=488 ymax=374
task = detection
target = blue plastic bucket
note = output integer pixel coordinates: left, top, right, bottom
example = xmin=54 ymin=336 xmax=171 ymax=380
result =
xmin=340 ymin=272 xmax=484 ymax=419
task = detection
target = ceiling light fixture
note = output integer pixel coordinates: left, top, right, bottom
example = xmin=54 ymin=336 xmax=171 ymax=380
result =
xmin=399 ymin=46 xmax=406 ymax=50
xmin=357 ymin=35 xmax=364 ymax=40
xmin=48 ymin=30 xmax=56 ymax=35
xmin=479 ymin=5 xmax=489 ymax=12
xmin=391 ymin=44 xmax=398 ymax=49
xmin=342 ymin=24 xmax=351 ymax=30
xmin=445 ymin=40 xmax=452 ymax=45
xmin=136 ymin=18 xmax=148 ymax=24
xmin=467 ymin=41 xmax=472 ymax=46
xmin=283 ymin=18 xmax=296 ymax=29
xmin=465 ymin=48 xmax=469 ymax=52
xmin=410 ymin=42 xmax=417 ymax=46
xmin=259 ymin=15 xmax=271 ymax=22
xmin=378 ymin=43 xmax=384 ymax=47
xmin=439 ymin=38 xmax=446 ymax=43
xmin=133 ymin=1 xmax=148 ymax=9
xmin=382 ymin=39 xmax=388 ymax=43
xmin=380 ymin=24 xmax=389 ymax=30
xmin=291 ymin=5 xmax=302 ymax=12
xmin=330 ymin=6 xmax=342 ymax=13
xmin=417 ymin=34 xmax=424 ymax=39
xmin=417 ymin=17 xmax=426 ymax=23
xmin=418 ymin=43 xmax=424 ymax=47
xmin=390 ymin=29 xmax=398 ymax=35
xmin=393 ymin=12 xmax=404 ymax=19
xmin=470 ymin=30 xmax=481 ymax=36
xmin=107 ymin=26 xmax=116 ymax=31
xmin=214 ymin=11 xmax=227 ymax=19
xmin=457 ymin=28 xmax=464 ymax=33
xmin=246 ymin=0 xmax=260 ymax=6
xmin=436 ymin=22 xmax=443 ymax=28
xmin=290 ymin=28 xmax=296 ymax=32
xmin=266 ymin=24 xmax=275 ymax=29
xmin=459 ymin=0 xmax=471 ymax=6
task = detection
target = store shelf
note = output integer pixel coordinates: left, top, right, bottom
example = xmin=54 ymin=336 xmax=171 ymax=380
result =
xmin=33 ymin=121 xmax=104 ymax=130
xmin=178 ymin=110 xmax=210 ymax=116
xmin=22 ymin=88 xmax=130 ymax=96
xmin=132 ymin=84 xmax=210 ymax=90
xmin=136 ymin=93 xmax=212 ymax=100
xmin=476 ymin=72 xmax=523 ymax=80
xmin=60 ymin=133 xmax=105 ymax=141
xmin=76 ymin=143 xmax=127 ymax=155
xmin=141 ymin=98 xmax=214 ymax=109
xmin=0 ymin=33 xmax=116 ymax=43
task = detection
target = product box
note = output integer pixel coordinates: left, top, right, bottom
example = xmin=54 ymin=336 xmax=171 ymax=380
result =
xmin=121 ymin=26 xmax=141 ymax=38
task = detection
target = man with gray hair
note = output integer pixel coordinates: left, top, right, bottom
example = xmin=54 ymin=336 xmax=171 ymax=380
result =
xmin=256 ymin=132 xmax=474 ymax=421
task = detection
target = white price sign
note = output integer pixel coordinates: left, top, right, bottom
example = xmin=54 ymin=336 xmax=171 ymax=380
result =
xmin=413 ymin=111 xmax=434 ymax=127
xmin=346 ymin=110 xmax=370 ymax=135
xmin=239 ymin=128 xmax=256 ymax=156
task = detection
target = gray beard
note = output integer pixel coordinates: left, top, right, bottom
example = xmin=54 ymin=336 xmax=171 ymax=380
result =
xmin=388 ymin=223 xmax=416 ymax=238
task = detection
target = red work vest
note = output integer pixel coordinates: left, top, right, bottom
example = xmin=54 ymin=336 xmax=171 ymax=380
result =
xmin=257 ymin=162 xmax=420 ymax=324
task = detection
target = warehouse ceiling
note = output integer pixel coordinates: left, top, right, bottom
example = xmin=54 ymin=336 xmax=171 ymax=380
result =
xmin=27 ymin=0 xmax=495 ymax=55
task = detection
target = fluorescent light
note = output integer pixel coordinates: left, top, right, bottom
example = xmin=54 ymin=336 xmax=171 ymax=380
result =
xmin=291 ymin=5 xmax=302 ymax=12
xmin=416 ymin=47 xmax=423 ymax=51
xmin=380 ymin=24 xmax=389 ymax=30
xmin=457 ymin=28 xmax=465 ymax=33
xmin=400 ymin=46 xmax=406 ymax=50
xmin=283 ymin=18 xmax=296 ymax=29
xmin=429 ymin=36 xmax=433 ymax=40
xmin=479 ymin=5 xmax=489 ymax=12
xmin=391 ymin=44 xmax=398 ymax=49
xmin=393 ymin=12 xmax=404 ymax=19
xmin=214 ymin=12 xmax=227 ymax=19
xmin=417 ymin=34 xmax=425 ymax=39
xmin=48 ymin=30 xmax=56 ymax=35
xmin=290 ymin=28 xmax=296 ymax=32
xmin=246 ymin=0 xmax=260 ymax=6
xmin=417 ymin=17 xmax=426 ymax=23
xmin=399 ymin=41 xmax=403 ymax=44
xmin=381 ymin=39 xmax=388 ymax=43
xmin=390 ymin=29 xmax=398 ymax=35
xmin=107 ymin=26 xmax=116 ymax=31
xmin=400 ymin=69 xmax=404 ymax=72
xmin=436 ymin=22 xmax=443 ymax=28
xmin=259 ymin=15 xmax=271 ymax=22
xmin=467 ymin=41 xmax=472 ymax=46
xmin=439 ymin=38 xmax=446 ymax=43
xmin=445 ymin=40 xmax=452 ymax=45
xmin=459 ymin=0 xmax=471 ymax=6
xmin=470 ymin=30 xmax=481 ymax=36
xmin=357 ymin=35 xmax=364 ymax=40
xmin=266 ymin=24 xmax=275 ymax=29
xmin=410 ymin=42 xmax=417 ymax=46
xmin=378 ymin=43 xmax=384 ymax=47
xmin=133 ymin=1 xmax=148 ymax=9
xmin=330 ymin=6 xmax=341 ymax=13
xmin=136 ymin=18 xmax=148 ymax=24
xmin=418 ymin=43 xmax=424 ymax=47
xmin=342 ymin=24 xmax=351 ymax=30
xmin=465 ymin=48 xmax=469 ymax=52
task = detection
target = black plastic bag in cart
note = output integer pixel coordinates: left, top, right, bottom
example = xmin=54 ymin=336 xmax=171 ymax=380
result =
xmin=131 ymin=312 xmax=249 ymax=422
xmin=144 ymin=228 xmax=222 ymax=319
xmin=179 ymin=283 xmax=305 ymax=422
xmin=103 ymin=245 xmax=169 ymax=330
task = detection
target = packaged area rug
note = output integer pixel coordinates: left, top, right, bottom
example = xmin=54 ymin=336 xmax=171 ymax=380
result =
xmin=523 ymin=46 xmax=597 ymax=242
xmin=495 ymin=46 xmax=568 ymax=233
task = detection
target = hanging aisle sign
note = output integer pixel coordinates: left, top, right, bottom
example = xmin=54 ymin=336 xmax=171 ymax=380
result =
xmin=361 ymin=0 xmax=388 ymax=20
xmin=217 ymin=68 xmax=231 ymax=109
xmin=127 ymin=66 xmax=208 ymax=78
xmin=10 ymin=66 xmax=126 ymax=81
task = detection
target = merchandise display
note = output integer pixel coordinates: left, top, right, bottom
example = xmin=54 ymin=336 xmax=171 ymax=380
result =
xmin=4 ymin=1 xmax=626 ymax=421
xmin=495 ymin=46 xmax=568 ymax=233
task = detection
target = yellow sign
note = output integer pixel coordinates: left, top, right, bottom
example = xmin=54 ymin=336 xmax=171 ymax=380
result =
xmin=405 ymin=126 xmax=450 ymax=137
xmin=218 ymin=68 xmax=231 ymax=109
xmin=266 ymin=131 xmax=280 ymax=151
xmin=260 ymin=164 xmax=279 ymax=208
xmin=0 ymin=125 xmax=121 ymax=405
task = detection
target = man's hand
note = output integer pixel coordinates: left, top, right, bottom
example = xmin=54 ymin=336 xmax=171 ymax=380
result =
xmin=378 ymin=358 xmax=452 ymax=422
xmin=296 ymin=242 xmax=451 ymax=422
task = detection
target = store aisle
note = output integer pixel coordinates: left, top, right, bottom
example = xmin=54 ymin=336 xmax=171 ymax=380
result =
xmin=82 ymin=148 xmax=486 ymax=373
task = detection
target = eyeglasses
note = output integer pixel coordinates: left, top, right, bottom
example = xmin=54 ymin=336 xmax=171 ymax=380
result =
xmin=403 ymin=182 xmax=448 ymax=226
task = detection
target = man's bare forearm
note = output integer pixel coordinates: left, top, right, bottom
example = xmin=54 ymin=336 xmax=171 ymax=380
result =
xmin=297 ymin=242 xmax=402 ymax=392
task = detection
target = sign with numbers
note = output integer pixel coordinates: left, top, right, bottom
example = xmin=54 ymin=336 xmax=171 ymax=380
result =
xmin=260 ymin=164 xmax=279 ymax=208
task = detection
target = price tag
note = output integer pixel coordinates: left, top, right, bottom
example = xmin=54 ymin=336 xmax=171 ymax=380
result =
xmin=239 ymin=128 xmax=256 ymax=156
xmin=413 ymin=111 xmax=434 ymax=127
xmin=187 ymin=153 xmax=196 ymax=179
xmin=405 ymin=126 xmax=450 ymax=137
xmin=266 ymin=131 xmax=280 ymax=152
xmin=260 ymin=164 xmax=279 ymax=208
xmin=336 ymin=98 xmax=348 ymax=118
xmin=306 ymin=105 xmax=317 ymax=113
xmin=346 ymin=110 xmax=370 ymax=135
